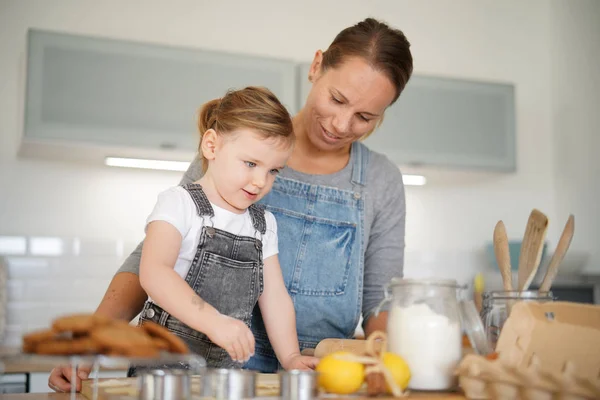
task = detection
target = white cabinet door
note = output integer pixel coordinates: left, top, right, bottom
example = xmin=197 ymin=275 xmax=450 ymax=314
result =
xmin=23 ymin=30 xmax=298 ymax=163
xmin=298 ymin=64 xmax=516 ymax=171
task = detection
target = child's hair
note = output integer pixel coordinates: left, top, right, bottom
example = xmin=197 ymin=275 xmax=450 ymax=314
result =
xmin=197 ymin=86 xmax=294 ymax=172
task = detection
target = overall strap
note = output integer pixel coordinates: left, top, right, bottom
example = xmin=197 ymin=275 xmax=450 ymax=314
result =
xmin=350 ymin=141 xmax=370 ymax=186
xmin=248 ymin=204 xmax=267 ymax=235
xmin=181 ymin=183 xmax=214 ymax=217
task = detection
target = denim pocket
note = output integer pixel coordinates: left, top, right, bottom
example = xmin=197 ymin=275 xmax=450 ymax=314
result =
xmin=190 ymin=252 xmax=260 ymax=321
xmin=270 ymin=207 xmax=356 ymax=296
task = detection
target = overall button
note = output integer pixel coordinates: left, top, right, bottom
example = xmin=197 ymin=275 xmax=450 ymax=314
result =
xmin=353 ymin=192 xmax=361 ymax=200
xmin=205 ymin=227 xmax=216 ymax=237
xmin=144 ymin=308 xmax=155 ymax=319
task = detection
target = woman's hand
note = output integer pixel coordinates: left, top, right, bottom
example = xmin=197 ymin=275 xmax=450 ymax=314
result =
xmin=206 ymin=313 xmax=255 ymax=363
xmin=48 ymin=364 xmax=92 ymax=392
xmin=282 ymin=353 xmax=319 ymax=370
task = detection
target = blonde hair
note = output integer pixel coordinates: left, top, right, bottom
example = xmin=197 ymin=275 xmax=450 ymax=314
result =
xmin=197 ymin=86 xmax=294 ymax=172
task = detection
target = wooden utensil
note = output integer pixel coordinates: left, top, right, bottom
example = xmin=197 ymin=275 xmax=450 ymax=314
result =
xmin=313 ymin=338 xmax=382 ymax=358
xmin=518 ymin=209 xmax=549 ymax=291
xmin=493 ymin=220 xmax=513 ymax=290
xmin=539 ymin=215 xmax=575 ymax=292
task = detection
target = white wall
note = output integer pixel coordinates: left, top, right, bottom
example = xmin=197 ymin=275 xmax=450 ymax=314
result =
xmin=0 ymin=0 xmax=559 ymax=247
xmin=0 ymin=0 xmax=596 ymax=346
xmin=550 ymin=0 xmax=600 ymax=273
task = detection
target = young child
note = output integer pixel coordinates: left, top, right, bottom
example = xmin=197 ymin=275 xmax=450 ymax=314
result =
xmin=138 ymin=87 xmax=317 ymax=371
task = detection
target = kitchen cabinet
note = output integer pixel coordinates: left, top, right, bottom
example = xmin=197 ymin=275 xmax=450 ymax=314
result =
xmin=21 ymin=30 xmax=298 ymax=164
xmin=21 ymin=29 xmax=516 ymax=172
xmin=299 ymin=64 xmax=516 ymax=172
xmin=0 ymin=373 xmax=27 ymax=394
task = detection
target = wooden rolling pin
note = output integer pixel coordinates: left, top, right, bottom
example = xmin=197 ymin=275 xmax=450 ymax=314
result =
xmin=305 ymin=338 xmax=383 ymax=358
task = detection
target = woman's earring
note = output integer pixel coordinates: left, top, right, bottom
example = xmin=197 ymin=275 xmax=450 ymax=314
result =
xmin=308 ymin=75 xmax=313 ymax=83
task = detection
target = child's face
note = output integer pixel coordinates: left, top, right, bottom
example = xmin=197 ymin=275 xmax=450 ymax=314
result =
xmin=206 ymin=129 xmax=292 ymax=213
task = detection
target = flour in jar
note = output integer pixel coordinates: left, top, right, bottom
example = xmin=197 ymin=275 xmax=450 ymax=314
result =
xmin=387 ymin=302 xmax=462 ymax=390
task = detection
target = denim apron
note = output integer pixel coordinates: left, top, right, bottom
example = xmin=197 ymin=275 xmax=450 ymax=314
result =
xmin=134 ymin=183 xmax=266 ymax=371
xmin=246 ymin=142 xmax=368 ymax=372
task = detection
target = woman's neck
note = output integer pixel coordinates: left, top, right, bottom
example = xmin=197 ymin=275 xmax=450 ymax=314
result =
xmin=288 ymin=110 xmax=352 ymax=175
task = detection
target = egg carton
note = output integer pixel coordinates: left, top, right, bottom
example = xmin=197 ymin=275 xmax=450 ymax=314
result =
xmin=456 ymin=353 xmax=600 ymax=400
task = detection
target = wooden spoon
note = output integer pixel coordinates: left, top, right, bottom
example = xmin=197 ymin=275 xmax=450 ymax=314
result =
xmin=518 ymin=209 xmax=549 ymax=291
xmin=539 ymin=215 xmax=575 ymax=292
xmin=493 ymin=221 xmax=513 ymax=290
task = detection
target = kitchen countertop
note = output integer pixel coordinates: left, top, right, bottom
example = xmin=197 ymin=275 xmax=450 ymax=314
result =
xmin=0 ymin=393 xmax=464 ymax=399
xmin=1 ymin=347 xmax=56 ymax=373
xmin=2 ymin=360 xmax=58 ymax=373
xmin=0 ymin=376 xmax=466 ymax=399
xmin=0 ymin=348 xmax=127 ymax=373
xmin=0 ymin=395 xmax=86 ymax=399
xmin=76 ymin=375 xmax=465 ymax=400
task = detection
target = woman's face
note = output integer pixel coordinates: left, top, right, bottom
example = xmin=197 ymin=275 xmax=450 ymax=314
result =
xmin=302 ymin=52 xmax=397 ymax=152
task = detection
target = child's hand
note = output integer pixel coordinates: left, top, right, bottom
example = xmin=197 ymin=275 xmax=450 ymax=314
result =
xmin=206 ymin=313 xmax=255 ymax=363
xmin=282 ymin=353 xmax=320 ymax=370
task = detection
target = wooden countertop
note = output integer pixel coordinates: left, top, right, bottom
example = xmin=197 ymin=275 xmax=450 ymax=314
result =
xmin=0 ymin=391 xmax=464 ymax=399
xmin=0 ymin=348 xmax=125 ymax=373
xmin=0 ymin=377 xmax=465 ymax=399
xmin=0 ymin=394 xmax=463 ymax=400
xmin=77 ymin=375 xmax=465 ymax=399
xmin=0 ymin=395 xmax=86 ymax=399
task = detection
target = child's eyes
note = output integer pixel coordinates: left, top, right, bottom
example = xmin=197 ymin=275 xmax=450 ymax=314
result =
xmin=331 ymin=96 xmax=343 ymax=104
xmin=269 ymin=169 xmax=280 ymax=175
xmin=244 ymin=161 xmax=256 ymax=168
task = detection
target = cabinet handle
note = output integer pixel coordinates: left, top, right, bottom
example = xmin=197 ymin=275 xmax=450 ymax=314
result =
xmin=160 ymin=142 xmax=177 ymax=150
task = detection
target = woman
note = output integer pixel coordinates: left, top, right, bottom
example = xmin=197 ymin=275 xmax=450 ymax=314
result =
xmin=49 ymin=16 xmax=412 ymax=391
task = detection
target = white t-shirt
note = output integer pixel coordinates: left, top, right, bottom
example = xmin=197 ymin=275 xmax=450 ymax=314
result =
xmin=146 ymin=186 xmax=279 ymax=280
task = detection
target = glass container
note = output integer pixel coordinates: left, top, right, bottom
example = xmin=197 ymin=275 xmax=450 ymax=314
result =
xmin=481 ymin=290 xmax=555 ymax=350
xmin=380 ymin=278 xmax=463 ymax=391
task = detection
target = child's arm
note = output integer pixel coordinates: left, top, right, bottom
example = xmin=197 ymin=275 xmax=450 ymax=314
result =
xmin=140 ymin=220 xmax=255 ymax=362
xmin=258 ymin=255 xmax=319 ymax=370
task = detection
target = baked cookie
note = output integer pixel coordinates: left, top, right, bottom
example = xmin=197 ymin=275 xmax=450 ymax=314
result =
xmin=141 ymin=321 xmax=189 ymax=354
xmin=151 ymin=337 xmax=171 ymax=351
xmin=22 ymin=328 xmax=57 ymax=347
xmin=124 ymin=345 xmax=160 ymax=358
xmin=52 ymin=314 xmax=111 ymax=334
xmin=36 ymin=337 xmax=103 ymax=355
xmin=91 ymin=325 xmax=154 ymax=353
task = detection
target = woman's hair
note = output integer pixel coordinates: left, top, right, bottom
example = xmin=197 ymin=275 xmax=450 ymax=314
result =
xmin=321 ymin=18 xmax=414 ymax=105
xmin=197 ymin=86 xmax=294 ymax=171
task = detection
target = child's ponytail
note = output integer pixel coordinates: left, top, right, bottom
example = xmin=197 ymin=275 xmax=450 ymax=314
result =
xmin=197 ymin=99 xmax=221 ymax=144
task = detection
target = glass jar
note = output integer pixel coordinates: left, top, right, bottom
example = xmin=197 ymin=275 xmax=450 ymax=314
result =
xmin=481 ymin=290 xmax=555 ymax=350
xmin=379 ymin=278 xmax=463 ymax=391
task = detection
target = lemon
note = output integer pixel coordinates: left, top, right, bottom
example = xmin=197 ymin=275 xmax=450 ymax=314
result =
xmin=382 ymin=352 xmax=411 ymax=392
xmin=316 ymin=351 xmax=365 ymax=394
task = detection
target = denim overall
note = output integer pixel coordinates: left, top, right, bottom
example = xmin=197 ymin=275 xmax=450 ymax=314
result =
xmin=246 ymin=141 xmax=368 ymax=372
xmin=136 ymin=183 xmax=266 ymax=370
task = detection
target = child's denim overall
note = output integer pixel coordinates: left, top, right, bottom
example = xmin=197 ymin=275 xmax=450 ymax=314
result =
xmin=246 ymin=141 xmax=369 ymax=372
xmin=135 ymin=183 xmax=266 ymax=370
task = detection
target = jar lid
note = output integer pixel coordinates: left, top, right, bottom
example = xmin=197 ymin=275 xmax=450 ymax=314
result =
xmin=459 ymin=300 xmax=493 ymax=356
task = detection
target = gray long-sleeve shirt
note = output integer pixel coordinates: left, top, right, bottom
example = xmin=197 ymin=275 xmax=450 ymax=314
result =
xmin=118 ymin=148 xmax=405 ymax=322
